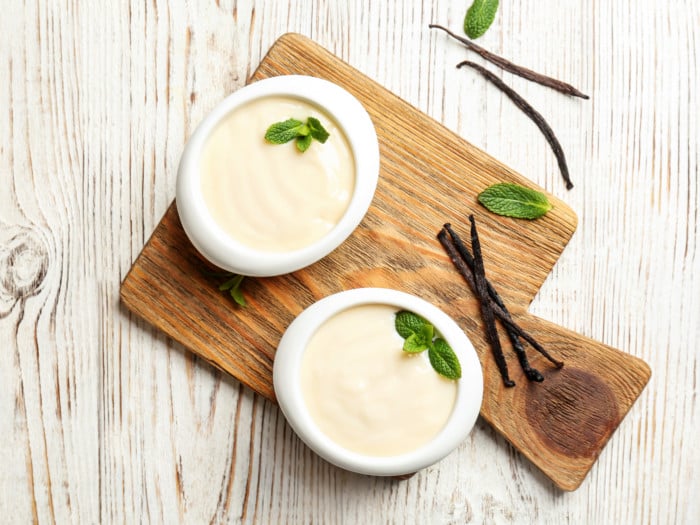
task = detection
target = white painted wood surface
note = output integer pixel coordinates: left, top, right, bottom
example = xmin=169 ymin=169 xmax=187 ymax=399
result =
xmin=1 ymin=0 xmax=697 ymax=523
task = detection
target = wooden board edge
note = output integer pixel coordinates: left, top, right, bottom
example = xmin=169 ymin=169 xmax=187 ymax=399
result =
xmin=478 ymin=314 xmax=652 ymax=491
xmin=559 ymin=358 xmax=650 ymax=491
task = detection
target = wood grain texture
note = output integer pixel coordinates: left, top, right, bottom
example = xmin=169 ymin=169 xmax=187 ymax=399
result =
xmin=2 ymin=0 xmax=697 ymax=523
xmin=121 ymin=34 xmax=650 ymax=491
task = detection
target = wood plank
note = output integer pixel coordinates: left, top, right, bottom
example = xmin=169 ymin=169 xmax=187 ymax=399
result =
xmin=120 ymin=34 xmax=650 ymax=491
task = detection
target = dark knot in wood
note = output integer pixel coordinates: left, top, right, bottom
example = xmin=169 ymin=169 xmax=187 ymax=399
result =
xmin=524 ymin=368 xmax=620 ymax=459
xmin=0 ymin=227 xmax=49 ymax=302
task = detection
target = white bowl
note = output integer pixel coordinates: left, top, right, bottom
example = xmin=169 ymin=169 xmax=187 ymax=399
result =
xmin=176 ymin=75 xmax=379 ymax=276
xmin=273 ymin=288 xmax=483 ymax=476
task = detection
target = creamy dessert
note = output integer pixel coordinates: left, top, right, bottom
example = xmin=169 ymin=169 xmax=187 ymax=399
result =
xmin=200 ymin=96 xmax=355 ymax=252
xmin=300 ymin=304 xmax=458 ymax=457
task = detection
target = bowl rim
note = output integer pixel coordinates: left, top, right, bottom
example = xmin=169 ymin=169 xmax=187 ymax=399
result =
xmin=273 ymin=288 xmax=484 ymax=476
xmin=176 ymin=75 xmax=379 ymax=276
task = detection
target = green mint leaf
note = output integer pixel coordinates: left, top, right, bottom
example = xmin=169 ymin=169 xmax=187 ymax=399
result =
xmin=464 ymin=0 xmax=499 ymax=39
xmin=403 ymin=333 xmax=428 ymax=353
xmin=402 ymin=324 xmax=434 ymax=353
xmin=403 ymin=334 xmax=428 ymax=353
xmin=395 ymin=310 xmax=430 ymax=339
xmin=395 ymin=310 xmax=462 ymax=379
xmin=307 ymin=117 xmax=330 ymax=143
xmin=428 ymin=338 xmax=462 ymax=379
xmin=219 ymin=280 xmax=234 ymax=291
xmin=230 ymin=285 xmax=247 ymax=307
xmin=265 ymin=117 xmax=329 ymax=152
xmin=218 ymin=275 xmax=240 ymax=291
xmin=217 ymin=273 xmax=246 ymax=307
xmin=264 ymin=118 xmax=305 ymax=144
xmin=420 ymin=323 xmax=434 ymax=344
xmin=296 ymin=134 xmax=312 ymax=152
xmin=478 ymin=182 xmax=553 ymax=219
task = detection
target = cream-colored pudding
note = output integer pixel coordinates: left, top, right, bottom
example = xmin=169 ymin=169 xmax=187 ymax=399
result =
xmin=300 ymin=304 xmax=458 ymax=457
xmin=200 ymin=96 xmax=355 ymax=252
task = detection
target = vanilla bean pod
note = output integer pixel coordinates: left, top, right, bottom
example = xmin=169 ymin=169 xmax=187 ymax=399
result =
xmin=457 ymin=60 xmax=574 ymax=190
xmin=467 ymin=216 xmax=516 ymax=386
xmin=445 ymin=221 xmax=563 ymax=368
xmin=429 ymin=24 xmax=589 ymax=99
xmin=443 ymin=223 xmax=544 ymax=382
xmin=438 ymin=225 xmax=563 ymax=367
xmin=438 ymin=227 xmax=515 ymax=386
xmin=460 ymin=219 xmax=564 ymax=368
xmin=469 ymin=223 xmax=520 ymax=386
xmin=438 ymin=220 xmax=564 ymax=385
xmin=487 ymin=310 xmax=564 ymax=368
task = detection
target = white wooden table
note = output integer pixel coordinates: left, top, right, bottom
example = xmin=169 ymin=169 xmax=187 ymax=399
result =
xmin=1 ymin=1 xmax=698 ymax=523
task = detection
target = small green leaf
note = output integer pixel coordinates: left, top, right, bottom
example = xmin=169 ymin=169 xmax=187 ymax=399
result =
xmin=218 ymin=280 xmax=234 ymax=291
xmin=395 ymin=310 xmax=430 ymax=339
xmin=230 ymin=286 xmax=247 ymax=307
xmin=403 ymin=324 xmax=434 ymax=353
xmin=216 ymin=273 xmax=246 ymax=307
xmin=264 ymin=118 xmax=305 ymax=144
xmin=478 ymin=182 xmax=553 ymax=219
xmin=420 ymin=323 xmax=434 ymax=343
xmin=428 ymin=338 xmax=462 ymax=379
xmin=307 ymin=117 xmax=330 ymax=143
xmin=218 ymin=275 xmax=239 ymax=291
xmin=464 ymin=0 xmax=499 ymax=39
xmin=265 ymin=117 xmax=329 ymax=152
xmin=395 ymin=310 xmax=462 ymax=379
xmin=403 ymin=334 xmax=428 ymax=353
xmin=296 ymin=134 xmax=312 ymax=152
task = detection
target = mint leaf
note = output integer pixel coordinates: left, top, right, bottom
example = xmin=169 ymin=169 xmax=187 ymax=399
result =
xmin=403 ymin=333 xmax=429 ymax=353
xmin=265 ymin=119 xmax=306 ymax=144
xmin=464 ymin=0 xmax=499 ymax=39
xmin=428 ymin=338 xmax=462 ymax=379
xmin=265 ymin=117 xmax=330 ymax=152
xmin=395 ymin=310 xmax=429 ymax=339
xmin=395 ymin=310 xmax=462 ymax=378
xmin=420 ymin=323 xmax=434 ymax=344
xmin=230 ymin=285 xmax=246 ymax=307
xmin=478 ymin=182 xmax=552 ymax=219
xmin=307 ymin=117 xmax=330 ymax=143
xmin=218 ymin=278 xmax=235 ymax=291
xmin=217 ymin=274 xmax=246 ymax=307
xmin=403 ymin=324 xmax=433 ymax=353
xmin=296 ymin=134 xmax=312 ymax=152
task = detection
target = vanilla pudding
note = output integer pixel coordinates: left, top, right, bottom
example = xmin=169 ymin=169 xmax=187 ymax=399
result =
xmin=300 ymin=304 xmax=458 ymax=457
xmin=200 ymin=96 xmax=355 ymax=252
xmin=177 ymin=75 xmax=379 ymax=276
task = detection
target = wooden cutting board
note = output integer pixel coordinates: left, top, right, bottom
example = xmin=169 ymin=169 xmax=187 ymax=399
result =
xmin=120 ymin=33 xmax=650 ymax=491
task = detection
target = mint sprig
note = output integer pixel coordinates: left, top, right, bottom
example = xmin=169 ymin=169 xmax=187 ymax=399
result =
xmin=478 ymin=182 xmax=552 ymax=219
xmin=395 ymin=310 xmax=428 ymax=338
xmin=464 ymin=0 xmax=499 ymax=39
xmin=296 ymin=133 xmax=313 ymax=153
xmin=395 ymin=311 xmax=462 ymax=379
xmin=218 ymin=273 xmax=246 ymax=307
xmin=307 ymin=117 xmax=330 ymax=142
xmin=264 ymin=117 xmax=330 ymax=152
xmin=403 ymin=323 xmax=434 ymax=353
xmin=429 ymin=338 xmax=463 ymax=379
